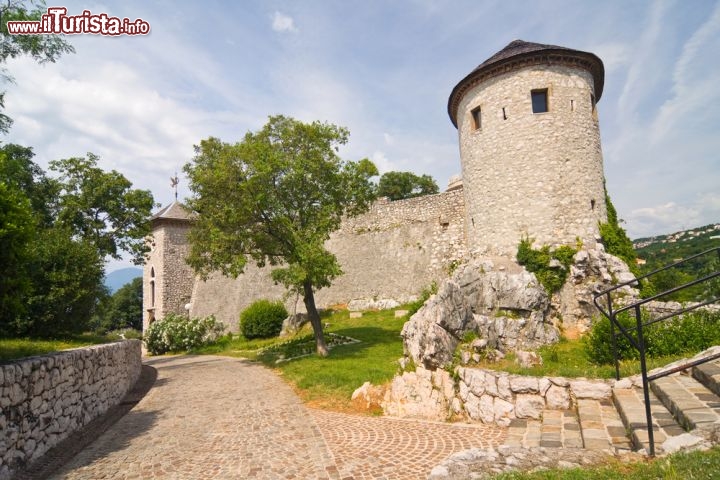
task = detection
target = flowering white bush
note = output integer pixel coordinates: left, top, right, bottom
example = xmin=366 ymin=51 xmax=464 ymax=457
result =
xmin=145 ymin=313 xmax=225 ymax=355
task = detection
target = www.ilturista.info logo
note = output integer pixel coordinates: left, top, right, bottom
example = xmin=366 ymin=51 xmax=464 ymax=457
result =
xmin=6 ymin=7 xmax=150 ymax=36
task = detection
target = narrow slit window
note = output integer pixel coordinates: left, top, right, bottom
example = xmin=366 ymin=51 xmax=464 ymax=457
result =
xmin=570 ymin=99 xmax=575 ymax=112
xmin=471 ymin=106 xmax=481 ymax=130
xmin=502 ymin=107 xmax=507 ymax=120
xmin=591 ymin=94 xmax=598 ymax=120
xmin=531 ymin=89 xmax=548 ymax=113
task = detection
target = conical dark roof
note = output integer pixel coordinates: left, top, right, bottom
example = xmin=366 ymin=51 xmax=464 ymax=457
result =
xmin=151 ymin=200 xmax=194 ymax=223
xmin=448 ymin=40 xmax=604 ymax=127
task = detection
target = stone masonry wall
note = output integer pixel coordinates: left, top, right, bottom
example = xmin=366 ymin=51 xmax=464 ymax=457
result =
xmin=383 ymin=365 xmax=617 ymax=426
xmin=143 ymin=220 xmax=195 ymax=331
xmin=457 ymin=64 xmax=608 ymax=257
xmin=0 ymin=340 xmax=142 ymax=480
xmin=189 ymin=190 xmax=466 ymax=330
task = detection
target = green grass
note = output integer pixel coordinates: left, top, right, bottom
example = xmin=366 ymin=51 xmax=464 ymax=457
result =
xmin=492 ymin=446 xmax=720 ymax=479
xmin=473 ymin=336 xmax=688 ymax=379
xmin=196 ymin=308 xmax=406 ymax=410
xmin=0 ymin=334 xmax=112 ymax=362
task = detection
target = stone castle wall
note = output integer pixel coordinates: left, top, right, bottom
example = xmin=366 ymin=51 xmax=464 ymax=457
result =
xmin=457 ymin=64 xmax=608 ymax=256
xmin=189 ymin=189 xmax=466 ymax=331
xmin=0 ymin=341 xmax=142 ymax=480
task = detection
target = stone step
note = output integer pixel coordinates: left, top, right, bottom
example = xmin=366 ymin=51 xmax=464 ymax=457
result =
xmin=503 ymin=410 xmax=582 ymax=449
xmin=612 ymin=387 xmax=686 ymax=453
xmin=651 ymin=374 xmax=720 ymax=431
xmin=693 ymin=360 xmax=720 ymax=398
xmin=577 ymin=398 xmax=633 ymax=452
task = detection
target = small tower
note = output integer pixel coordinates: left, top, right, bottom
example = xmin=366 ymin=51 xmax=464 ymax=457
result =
xmin=448 ymin=40 xmax=608 ymax=257
xmin=142 ymin=201 xmax=195 ymax=331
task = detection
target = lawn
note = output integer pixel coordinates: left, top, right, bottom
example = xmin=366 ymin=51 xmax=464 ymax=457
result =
xmin=196 ymin=307 xmax=406 ymax=411
xmin=0 ymin=334 xmax=113 ymax=362
xmin=491 ymin=446 xmax=720 ymax=479
xmin=472 ymin=336 xmax=689 ymax=380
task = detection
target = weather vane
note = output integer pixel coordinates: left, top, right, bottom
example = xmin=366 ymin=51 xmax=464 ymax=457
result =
xmin=170 ymin=173 xmax=179 ymax=200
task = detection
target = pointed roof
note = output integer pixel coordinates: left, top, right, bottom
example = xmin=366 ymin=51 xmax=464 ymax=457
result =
xmin=150 ymin=200 xmax=194 ymax=224
xmin=448 ymin=40 xmax=604 ymax=127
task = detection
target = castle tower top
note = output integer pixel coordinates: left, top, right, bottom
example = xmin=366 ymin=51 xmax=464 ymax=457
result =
xmin=150 ymin=200 xmax=194 ymax=228
xmin=448 ymin=40 xmax=604 ymax=127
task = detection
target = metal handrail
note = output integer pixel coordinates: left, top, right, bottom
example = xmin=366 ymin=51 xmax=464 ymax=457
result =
xmin=593 ymin=246 xmax=720 ymax=456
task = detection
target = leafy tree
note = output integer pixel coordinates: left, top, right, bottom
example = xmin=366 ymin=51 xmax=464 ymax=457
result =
xmin=184 ymin=115 xmax=378 ymax=355
xmin=0 ymin=144 xmax=58 ymax=224
xmin=0 ymin=146 xmax=154 ymax=336
xmin=377 ymin=171 xmax=439 ymax=200
xmin=0 ymin=177 xmax=35 ymax=332
xmin=50 ymin=154 xmax=155 ymax=263
xmin=0 ymin=0 xmax=75 ymax=132
xmin=97 ymin=277 xmax=143 ymax=331
xmin=24 ymin=227 xmax=106 ymax=336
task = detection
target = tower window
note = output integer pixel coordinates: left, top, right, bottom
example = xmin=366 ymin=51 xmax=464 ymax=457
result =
xmin=502 ymin=107 xmax=507 ymax=120
xmin=591 ymin=94 xmax=598 ymax=120
xmin=471 ymin=106 xmax=481 ymax=130
xmin=531 ymin=89 xmax=548 ymax=113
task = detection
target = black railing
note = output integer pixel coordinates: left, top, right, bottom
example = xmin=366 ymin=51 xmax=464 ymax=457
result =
xmin=593 ymin=247 xmax=720 ymax=456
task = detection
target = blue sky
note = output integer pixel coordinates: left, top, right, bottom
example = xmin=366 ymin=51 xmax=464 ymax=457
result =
xmin=4 ymin=0 xmax=719 ymax=272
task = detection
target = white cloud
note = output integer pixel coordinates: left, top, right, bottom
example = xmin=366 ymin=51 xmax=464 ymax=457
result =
xmin=272 ymin=11 xmax=298 ymax=33
xmin=590 ymin=43 xmax=630 ymax=73
xmin=383 ymin=132 xmax=395 ymax=145
xmin=625 ymin=193 xmax=720 ymax=238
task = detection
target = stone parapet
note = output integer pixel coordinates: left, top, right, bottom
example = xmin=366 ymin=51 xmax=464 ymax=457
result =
xmin=0 ymin=340 xmax=142 ymax=480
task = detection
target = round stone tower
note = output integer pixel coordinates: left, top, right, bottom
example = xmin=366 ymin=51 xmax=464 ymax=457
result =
xmin=448 ymin=40 xmax=608 ymax=257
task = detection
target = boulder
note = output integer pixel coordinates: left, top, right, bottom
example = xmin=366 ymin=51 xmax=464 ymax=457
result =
xmin=515 ymin=350 xmax=543 ymax=368
xmin=348 ymin=298 xmax=400 ymax=311
xmin=401 ymin=280 xmax=475 ymax=369
xmin=279 ymin=313 xmax=309 ymax=337
xmin=351 ymin=381 xmax=386 ymax=413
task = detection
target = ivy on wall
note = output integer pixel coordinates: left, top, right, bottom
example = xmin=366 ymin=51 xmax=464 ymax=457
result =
xmin=516 ymin=236 xmax=578 ymax=294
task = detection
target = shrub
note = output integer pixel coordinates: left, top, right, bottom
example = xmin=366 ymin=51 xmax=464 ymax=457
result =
xmin=240 ymin=300 xmax=288 ymax=339
xmin=516 ymin=237 xmax=577 ymax=294
xmin=585 ymin=309 xmax=720 ymax=364
xmin=144 ymin=313 xmax=225 ymax=355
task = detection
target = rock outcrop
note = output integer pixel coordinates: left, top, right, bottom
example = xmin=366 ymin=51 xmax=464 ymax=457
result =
xmin=401 ymin=249 xmax=638 ymax=370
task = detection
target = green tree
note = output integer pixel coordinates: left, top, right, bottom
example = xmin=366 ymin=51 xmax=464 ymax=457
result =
xmin=184 ymin=115 xmax=378 ymax=355
xmin=0 ymin=0 xmax=75 ymax=132
xmin=0 ymin=146 xmax=154 ymax=336
xmin=25 ymin=227 xmax=106 ymax=336
xmin=50 ymin=154 xmax=155 ymax=263
xmin=377 ymin=171 xmax=439 ymax=200
xmin=97 ymin=277 xmax=143 ymax=332
xmin=0 ymin=177 xmax=35 ymax=332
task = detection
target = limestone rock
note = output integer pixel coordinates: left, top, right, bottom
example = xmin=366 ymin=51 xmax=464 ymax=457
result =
xmin=279 ymin=313 xmax=309 ymax=337
xmin=569 ymin=380 xmax=612 ymax=400
xmin=401 ymin=280 xmax=474 ymax=369
xmin=382 ymin=366 xmax=454 ymax=421
xmin=515 ymin=350 xmax=543 ymax=368
xmin=515 ymin=394 xmax=544 ymax=419
xmin=455 ymin=262 xmax=549 ymax=314
xmin=348 ymin=298 xmax=400 ymax=311
xmin=351 ymin=381 xmax=386 ymax=413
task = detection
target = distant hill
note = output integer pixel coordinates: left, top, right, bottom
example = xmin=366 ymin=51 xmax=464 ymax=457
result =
xmin=633 ymin=223 xmax=719 ymax=301
xmin=104 ymin=267 xmax=142 ymax=293
xmin=634 ymin=223 xmax=720 ymax=267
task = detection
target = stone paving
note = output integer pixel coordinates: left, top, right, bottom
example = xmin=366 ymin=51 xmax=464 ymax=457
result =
xmin=44 ymin=355 xmax=506 ymax=480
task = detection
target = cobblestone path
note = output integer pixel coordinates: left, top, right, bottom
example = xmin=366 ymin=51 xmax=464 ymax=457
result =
xmin=50 ymin=355 xmax=505 ymax=480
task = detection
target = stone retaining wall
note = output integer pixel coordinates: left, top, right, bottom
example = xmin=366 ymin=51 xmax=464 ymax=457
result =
xmin=0 ymin=340 xmax=142 ymax=480
xmin=382 ymin=365 xmax=615 ymax=426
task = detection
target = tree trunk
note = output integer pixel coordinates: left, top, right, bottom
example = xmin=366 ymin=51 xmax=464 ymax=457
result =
xmin=303 ymin=280 xmax=329 ymax=356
